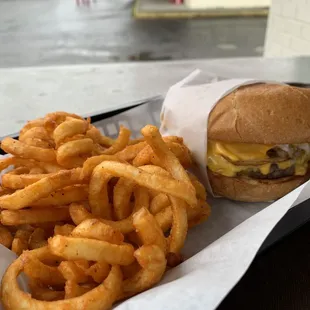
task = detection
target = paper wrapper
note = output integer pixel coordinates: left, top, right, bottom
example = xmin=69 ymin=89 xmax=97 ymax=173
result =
xmin=1 ymin=79 xmax=310 ymax=309
xmin=160 ymin=69 xmax=284 ymax=195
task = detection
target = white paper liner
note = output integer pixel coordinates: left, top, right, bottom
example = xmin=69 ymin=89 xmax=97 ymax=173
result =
xmin=0 ymin=84 xmax=309 ymax=309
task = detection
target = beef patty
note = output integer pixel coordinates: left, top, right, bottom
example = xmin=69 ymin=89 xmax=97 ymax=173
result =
xmin=237 ymin=164 xmax=295 ymax=180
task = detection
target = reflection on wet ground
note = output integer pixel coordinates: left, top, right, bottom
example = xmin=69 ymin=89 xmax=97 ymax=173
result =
xmin=0 ymin=0 xmax=267 ymax=67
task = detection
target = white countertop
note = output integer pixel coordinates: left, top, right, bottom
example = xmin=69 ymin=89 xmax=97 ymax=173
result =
xmin=1 ymin=56 xmax=310 ymax=137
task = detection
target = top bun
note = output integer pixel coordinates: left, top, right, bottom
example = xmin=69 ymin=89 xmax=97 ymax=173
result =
xmin=208 ymin=83 xmax=310 ymax=144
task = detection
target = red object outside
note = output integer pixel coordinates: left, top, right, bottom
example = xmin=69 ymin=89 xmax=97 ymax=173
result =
xmin=170 ymin=0 xmax=183 ymax=4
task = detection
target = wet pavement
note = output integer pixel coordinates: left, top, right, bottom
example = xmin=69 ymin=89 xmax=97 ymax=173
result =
xmin=0 ymin=0 xmax=267 ymax=68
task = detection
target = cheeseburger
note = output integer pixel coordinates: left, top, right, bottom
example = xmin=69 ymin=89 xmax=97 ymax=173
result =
xmin=207 ymin=83 xmax=310 ymax=202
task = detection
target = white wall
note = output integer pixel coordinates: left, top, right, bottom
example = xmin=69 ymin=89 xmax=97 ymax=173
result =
xmin=265 ymin=0 xmax=310 ymax=57
xmin=185 ymin=0 xmax=270 ymax=9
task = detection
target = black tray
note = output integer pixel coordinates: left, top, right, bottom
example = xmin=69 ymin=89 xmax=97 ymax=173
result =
xmin=3 ymin=83 xmax=310 ymax=257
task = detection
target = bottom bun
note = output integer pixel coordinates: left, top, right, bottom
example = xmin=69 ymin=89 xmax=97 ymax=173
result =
xmin=208 ymin=169 xmax=310 ymax=202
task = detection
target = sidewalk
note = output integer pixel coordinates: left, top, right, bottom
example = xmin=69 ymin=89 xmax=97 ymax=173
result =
xmin=134 ymin=0 xmax=269 ymax=19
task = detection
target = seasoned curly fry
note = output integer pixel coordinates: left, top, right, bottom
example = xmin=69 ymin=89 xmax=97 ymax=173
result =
xmin=120 ymin=245 xmax=166 ymax=300
xmin=53 ymin=118 xmax=89 ymax=147
xmin=100 ymin=126 xmax=131 ymax=155
xmin=0 ymin=111 xmax=210 ymax=310
xmin=2 ymin=257 xmax=122 ymax=309
xmin=0 ymin=169 xmax=83 ymax=210
xmin=1 ymin=137 xmax=56 ymax=162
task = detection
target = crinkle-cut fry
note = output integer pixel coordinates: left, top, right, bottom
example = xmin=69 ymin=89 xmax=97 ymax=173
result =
xmin=1 ymin=207 xmax=71 ymax=226
xmin=56 ymin=138 xmax=94 ymax=168
xmin=2 ymin=172 xmax=56 ymax=189
xmin=133 ymin=208 xmax=167 ymax=254
xmin=86 ymin=126 xmax=115 ymax=147
xmin=71 ymin=219 xmax=124 ymax=244
xmin=29 ymin=280 xmax=65 ymax=301
xmin=0 ymin=224 xmax=13 ymax=248
xmin=64 ymin=280 xmax=95 ymax=299
xmin=82 ymin=154 xmax=122 ymax=179
xmin=29 ymin=228 xmax=47 ymax=250
xmin=115 ymin=142 xmax=146 ymax=161
xmin=11 ymin=229 xmax=31 ymax=256
xmin=150 ymin=193 xmax=170 ymax=214
xmin=120 ymin=245 xmax=166 ymax=300
xmin=23 ymin=254 xmax=66 ymax=286
xmin=86 ymin=262 xmax=110 ymax=283
xmin=113 ymin=178 xmax=135 ymax=220
xmin=20 ymin=118 xmax=45 ymax=136
xmin=0 ymin=168 xmax=84 ymax=210
xmin=1 ymin=137 xmax=56 ymax=162
xmin=100 ymin=125 xmax=131 ymax=155
xmin=95 ymin=161 xmax=196 ymax=205
xmin=58 ymin=261 xmax=89 ymax=283
xmin=48 ymin=235 xmax=135 ymax=266
xmin=54 ymin=224 xmax=75 ymax=236
xmin=89 ymin=166 xmax=113 ymax=219
xmin=31 ymin=185 xmax=88 ymax=207
xmin=53 ymin=118 xmax=89 ymax=147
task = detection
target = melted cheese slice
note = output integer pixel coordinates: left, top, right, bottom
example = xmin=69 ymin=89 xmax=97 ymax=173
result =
xmin=207 ymin=141 xmax=308 ymax=177
xmin=210 ymin=140 xmax=273 ymax=162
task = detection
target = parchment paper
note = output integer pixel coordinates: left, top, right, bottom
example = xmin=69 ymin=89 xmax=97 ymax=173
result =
xmin=0 ymin=74 xmax=309 ymax=310
xmin=111 ymin=72 xmax=310 ymax=310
